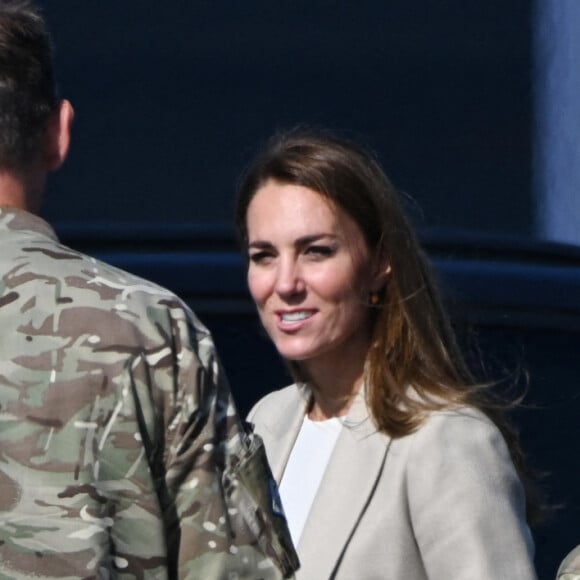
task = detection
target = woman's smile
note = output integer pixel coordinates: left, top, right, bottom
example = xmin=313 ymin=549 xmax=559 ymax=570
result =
xmin=277 ymin=309 xmax=317 ymax=328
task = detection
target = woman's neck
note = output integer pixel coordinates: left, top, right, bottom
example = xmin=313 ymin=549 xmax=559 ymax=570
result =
xmin=303 ymin=357 xmax=365 ymax=420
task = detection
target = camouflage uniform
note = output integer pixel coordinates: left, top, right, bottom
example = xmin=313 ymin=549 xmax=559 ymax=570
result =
xmin=0 ymin=208 xmax=298 ymax=579
xmin=558 ymin=545 xmax=580 ymax=580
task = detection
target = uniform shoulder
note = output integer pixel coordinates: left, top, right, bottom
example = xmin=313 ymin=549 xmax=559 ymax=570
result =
xmin=68 ymin=247 xmax=178 ymax=301
xmin=58 ymin=246 xmax=207 ymax=329
xmin=6 ymin=223 xmax=210 ymax=339
xmin=5 ymin=217 xmax=181 ymax=305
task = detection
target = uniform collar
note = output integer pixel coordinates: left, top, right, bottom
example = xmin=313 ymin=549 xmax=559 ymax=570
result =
xmin=0 ymin=207 xmax=59 ymax=242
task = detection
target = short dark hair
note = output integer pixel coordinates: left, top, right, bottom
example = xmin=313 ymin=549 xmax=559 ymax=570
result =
xmin=0 ymin=0 xmax=58 ymax=171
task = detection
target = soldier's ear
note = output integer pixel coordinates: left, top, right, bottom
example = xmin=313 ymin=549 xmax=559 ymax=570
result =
xmin=44 ymin=100 xmax=74 ymax=172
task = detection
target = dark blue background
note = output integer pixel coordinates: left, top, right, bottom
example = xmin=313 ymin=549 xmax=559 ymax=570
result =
xmin=41 ymin=1 xmax=532 ymax=235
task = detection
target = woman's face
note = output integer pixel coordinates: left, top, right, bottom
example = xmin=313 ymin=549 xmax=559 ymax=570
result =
xmin=246 ymin=179 xmax=384 ymax=372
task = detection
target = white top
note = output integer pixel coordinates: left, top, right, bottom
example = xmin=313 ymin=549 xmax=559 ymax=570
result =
xmin=279 ymin=415 xmax=342 ymax=546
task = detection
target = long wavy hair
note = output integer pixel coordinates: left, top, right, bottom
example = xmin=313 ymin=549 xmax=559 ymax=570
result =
xmin=236 ymin=128 xmax=542 ymax=523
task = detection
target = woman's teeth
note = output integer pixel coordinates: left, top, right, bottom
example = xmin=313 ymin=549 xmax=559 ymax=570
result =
xmin=281 ymin=311 xmax=312 ymax=322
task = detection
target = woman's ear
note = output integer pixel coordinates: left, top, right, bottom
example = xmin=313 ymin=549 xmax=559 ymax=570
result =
xmin=370 ymin=257 xmax=392 ymax=293
xmin=44 ymin=99 xmax=75 ymax=172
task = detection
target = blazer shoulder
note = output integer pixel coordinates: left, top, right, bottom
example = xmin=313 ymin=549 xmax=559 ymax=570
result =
xmin=418 ymin=405 xmax=502 ymax=440
xmin=402 ymin=407 xmax=535 ymax=579
xmin=408 ymin=405 xmax=509 ymax=459
xmin=404 ymin=405 xmax=519 ymax=499
xmin=247 ymin=383 xmax=303 ymax=424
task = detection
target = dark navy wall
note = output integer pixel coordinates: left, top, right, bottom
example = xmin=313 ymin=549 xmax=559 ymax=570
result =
xmin=40 ymin=1 xmax=532 ymax=235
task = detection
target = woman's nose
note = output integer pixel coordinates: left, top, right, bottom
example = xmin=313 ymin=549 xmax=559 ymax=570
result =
xmin=274 ymin=259 xmax=304 ymax=297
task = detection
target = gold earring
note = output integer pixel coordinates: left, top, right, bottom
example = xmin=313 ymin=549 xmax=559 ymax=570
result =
xmin=370 ymin=292 xmax=380 ymax=305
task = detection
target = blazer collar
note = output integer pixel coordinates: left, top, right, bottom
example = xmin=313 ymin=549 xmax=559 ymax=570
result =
xmin=259 ymin=384 xmax=309 ymax=483
xmin=296 ymin=388 xmax=391 ymax=578
xmin=262 ymin=384 xmax=392 ymax=579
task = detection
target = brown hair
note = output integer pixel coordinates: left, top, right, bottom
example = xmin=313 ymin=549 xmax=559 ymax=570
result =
xmin=236 ymin=128 xmax=542 ymax=523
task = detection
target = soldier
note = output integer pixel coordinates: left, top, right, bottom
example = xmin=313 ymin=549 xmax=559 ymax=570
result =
xmin=0 ymin=1 xmax=298 ymax=578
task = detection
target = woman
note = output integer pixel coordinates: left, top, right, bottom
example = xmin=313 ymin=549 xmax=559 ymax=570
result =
xmin=235 ymin=129 xmax=538 ymax=579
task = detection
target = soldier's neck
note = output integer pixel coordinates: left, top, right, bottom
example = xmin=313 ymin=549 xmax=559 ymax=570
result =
xmin=0 ymin=168 xmax=44 ymax=213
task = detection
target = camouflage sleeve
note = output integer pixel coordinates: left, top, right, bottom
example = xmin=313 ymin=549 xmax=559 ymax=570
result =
xmin=128 ymin=300 xmax=298 ymax=579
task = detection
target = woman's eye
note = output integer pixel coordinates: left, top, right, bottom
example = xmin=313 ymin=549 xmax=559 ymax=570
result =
xmin=306 ymin=245 xmax=335 ymax=258
xmin=249 ymin=251 xmax=274 ymax=264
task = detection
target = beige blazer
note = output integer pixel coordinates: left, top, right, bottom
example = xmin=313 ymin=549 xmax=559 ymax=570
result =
xmin=248 ymin=384 xmax=537 ymax=580
xmin=557 ymin=544 xmax=580 ymax=579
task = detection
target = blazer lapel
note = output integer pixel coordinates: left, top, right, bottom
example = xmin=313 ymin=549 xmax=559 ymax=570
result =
xmin=296 ymin=391 xmax=391 ymax=579
xmin=257 ymin=384 xmax=308 ymax=483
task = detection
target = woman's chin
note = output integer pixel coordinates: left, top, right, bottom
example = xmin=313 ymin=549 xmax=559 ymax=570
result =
xmin=274 ymin=344 xmax=318 ymax=363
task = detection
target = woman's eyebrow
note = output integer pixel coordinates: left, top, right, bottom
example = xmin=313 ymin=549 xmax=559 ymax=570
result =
xmin=248 ymin=240 xmax=274 ymax=249
xmin=295 ymin=233 xmax=338 ymax=246
xmin=248 ymin=233 xmax=338 ymax=248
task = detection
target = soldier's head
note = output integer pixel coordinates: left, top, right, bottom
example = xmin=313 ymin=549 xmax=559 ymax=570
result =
xmin=0 ymin=0 xmax=73 ymax=207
